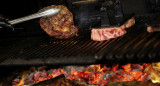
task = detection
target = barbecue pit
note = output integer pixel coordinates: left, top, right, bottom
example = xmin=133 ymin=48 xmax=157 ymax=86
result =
xmin=0 ymin=0 xmax=160 ymax=86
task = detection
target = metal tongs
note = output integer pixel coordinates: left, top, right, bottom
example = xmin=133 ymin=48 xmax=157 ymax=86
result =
xmin=8 ymin=7 xmax=61 ymax=25
xmin=72 ymin=0 xmax=98 ymax=4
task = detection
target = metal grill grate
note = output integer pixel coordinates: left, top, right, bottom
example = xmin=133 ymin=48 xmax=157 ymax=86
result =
xmin=1 ymin=14 xmax=160 ymax=65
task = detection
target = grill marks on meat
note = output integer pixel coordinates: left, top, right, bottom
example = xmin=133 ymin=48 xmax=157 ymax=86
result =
xmin=40 ymin=5 xmax=78 ymax=39
xmin=91 ymin=17 xmax=135 ymax=41
xmin=91 ymin=27 xmax=126 ymax=41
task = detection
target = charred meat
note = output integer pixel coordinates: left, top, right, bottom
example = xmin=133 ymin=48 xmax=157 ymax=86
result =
xmin=40 ymin=5 xmax=78 ymax=39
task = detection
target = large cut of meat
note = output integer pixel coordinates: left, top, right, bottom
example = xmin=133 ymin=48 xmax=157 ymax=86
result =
xmin=91 ymin=17 xmax=135 ymax=41
xmin=91 ymin=27 xmax=126 ymax=41
xmin=39 ymin=5 xmax=78 ymax=39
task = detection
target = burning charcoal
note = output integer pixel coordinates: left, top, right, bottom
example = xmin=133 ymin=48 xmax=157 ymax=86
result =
xmin=152 ymin=63 xmax=160 ymax=72
xmin=47 ymin=69 xmax=53 ymax=74
xmin=23 ymin=73 xmax=35 ymax=85
xmin=115 ymin=70 xmax=124 ymax=75
xmin=138 ymin=73 xmax=150 ymax=81
xmin=33 ymin=70 xmax=49 ymax=83
xmin=121 ymin=64 xmax=132 ymax=73
xmin=28 ymin=73 xmax=34 ymax=82
xmin=50 ymin=69 xmax=66 ymax=77
xmin=12 ymin=63 xmax=160 ymax=86
xmin=132 ymin=64 xmax=144 ymax=69
xmin=131 ymin=69 xmax=142 ymax=72
xmin=122 ymin=74 xmax=135 ymax=81
xmin=64 ymin=66 xmax=85 ymax=73
xmin=12 ymin=78 xmax=20 ymax=85
xmin=33 ymin=71 xmax=41 ymax=82
xmin=130 ymin=69 xmax=143 ymax=80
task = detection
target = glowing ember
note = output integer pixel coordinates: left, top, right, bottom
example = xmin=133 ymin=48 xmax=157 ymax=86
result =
xmin=12 ymin=63 xmax=160 ymax=86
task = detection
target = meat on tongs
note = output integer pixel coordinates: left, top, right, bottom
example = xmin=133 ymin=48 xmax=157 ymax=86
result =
xmin=40 ymin=5 xmax=78 ymax=39
xmin=91 ymin=17 xmax=135 ymax=41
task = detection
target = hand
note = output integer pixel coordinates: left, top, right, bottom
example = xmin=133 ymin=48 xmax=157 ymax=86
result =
xmin=0 ymin=16 xmax=14 ymax=31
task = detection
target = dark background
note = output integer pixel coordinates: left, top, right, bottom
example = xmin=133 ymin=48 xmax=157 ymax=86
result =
xmin=0 ymin=0 xmax=39 ymax=19
xmin=0 ymin=0 xmax=155 ymax=19
xmin=0 ymin=0 xmax=67 ymax=19
xmin=0 ymin=0 xmax=159 ymax=21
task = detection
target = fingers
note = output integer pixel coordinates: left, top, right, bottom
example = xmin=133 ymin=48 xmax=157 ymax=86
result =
xmin=0 ymin=18 xmax=14 ymax=30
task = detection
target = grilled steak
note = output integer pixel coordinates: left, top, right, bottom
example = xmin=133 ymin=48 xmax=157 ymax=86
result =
xmin=40 ymin=5 xmax=78 ymax=39
xmin=121 ymin=17 xmax=135 ymax=29
xmin=147 ymin=26 xmax=160 ymax=33
xmin=91 ymin=27 xmax=126 ymax=41
xmin=91 ymin=17 xmax=135 ymax=41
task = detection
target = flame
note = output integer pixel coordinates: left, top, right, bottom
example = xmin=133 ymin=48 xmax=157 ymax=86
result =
xmin=12 ymin=62 xmax=160 ymax=86
xmin=17 ymin=73 xmax=25 ymax=86
xmin=17 ymin=67 xmax=36 ymax=86
xmin=121 ymin=64 xmax=132 ymax=73
xmin=147 ymin=63 xmax=160 ymax=83
xmin=17 ymin=71 xmax=29 ymax=86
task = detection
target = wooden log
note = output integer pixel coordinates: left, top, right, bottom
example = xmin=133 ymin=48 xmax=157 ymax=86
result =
xmin=105 ymin=81 xmax=159 ymax=86
xmin=32 ymin=74 xmax=89 ymax=86
xmin=32 ymin=74 xmax=159 ymax=86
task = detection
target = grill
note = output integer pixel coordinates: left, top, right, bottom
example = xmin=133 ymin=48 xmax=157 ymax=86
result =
xmin=1 ymin=0 xmax=160 ymax=86
xmin=0 ymin=14 xmax=160 ymax=65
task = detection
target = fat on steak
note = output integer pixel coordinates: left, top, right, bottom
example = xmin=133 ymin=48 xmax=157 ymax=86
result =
xmin=91 ymin=27 xmax=126 ymax=41
xmin=91 ymin=17 xmax=135 ymax=41
xmin=39 ymin=5 xmax=78 ymax=39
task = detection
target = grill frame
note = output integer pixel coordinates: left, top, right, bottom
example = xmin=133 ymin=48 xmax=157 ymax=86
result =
xmin=0 ymin=14 xmax=160 ymax=65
